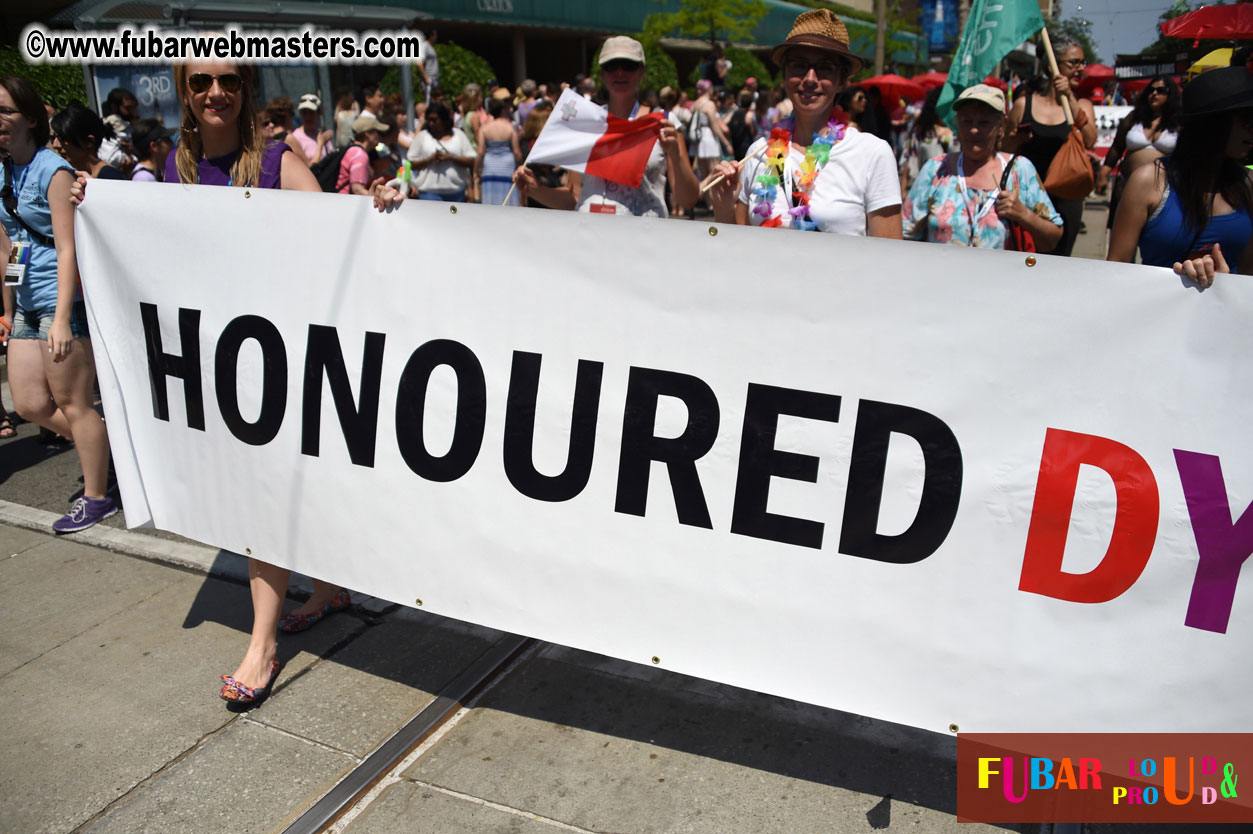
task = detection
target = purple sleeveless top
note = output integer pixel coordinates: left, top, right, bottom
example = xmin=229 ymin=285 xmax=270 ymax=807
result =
xmin=163 ymin=141 xmax=288 ymax=188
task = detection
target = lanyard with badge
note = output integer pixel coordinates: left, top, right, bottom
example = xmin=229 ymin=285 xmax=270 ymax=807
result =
xmin=954 ymin=153 xmax=1002 ymax=247
xmin=2 ymin=156 xmax=53 ymax=286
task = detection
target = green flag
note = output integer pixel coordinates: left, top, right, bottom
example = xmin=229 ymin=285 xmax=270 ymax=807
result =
xmin=937 ymin=0 xmax=1045 ymax=123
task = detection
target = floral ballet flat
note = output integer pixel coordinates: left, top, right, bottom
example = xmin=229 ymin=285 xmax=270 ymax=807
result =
xmin=277 ymin=588 xmax=351 ymax=634
xmin=219 ymin=659 xmax=280 ymax=706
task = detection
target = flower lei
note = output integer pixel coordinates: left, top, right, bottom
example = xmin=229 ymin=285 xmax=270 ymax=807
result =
xmin=750 ymin=118 xmax=846 ymax=231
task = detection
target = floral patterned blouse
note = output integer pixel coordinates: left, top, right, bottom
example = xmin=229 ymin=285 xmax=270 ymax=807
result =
xmin=902 ymin=152 xmax=1061 ymax=249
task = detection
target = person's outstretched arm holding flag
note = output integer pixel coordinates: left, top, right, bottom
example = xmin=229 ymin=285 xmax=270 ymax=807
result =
xmin=512 ymin=36 xmax=698 ymax=217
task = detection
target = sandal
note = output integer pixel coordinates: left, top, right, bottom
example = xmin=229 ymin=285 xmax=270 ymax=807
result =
xmin=0 ymin=414 xmax=14 ymax=440
xmin=278 ymin=588 xmax=351 ymax=633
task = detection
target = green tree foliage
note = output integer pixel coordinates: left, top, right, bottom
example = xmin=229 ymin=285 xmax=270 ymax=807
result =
xmin=644 ymin=0 xmax=770 ymax=48
xmin=380 ymin=41 xmax=495 ymax=99
xmin=686 ymin=46 xmax=772 ymax=88
xmin=591 ymin=34 xmax=679 ymax=92
xmin=1046 ymin=17 xmax=1101 ymax=65
xmin=0 ymin=45 xmax=88 ymax=109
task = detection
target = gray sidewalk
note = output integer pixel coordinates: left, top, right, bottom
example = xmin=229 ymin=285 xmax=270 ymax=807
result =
xmin=0 ymin=513 xmax=1002 ymax=834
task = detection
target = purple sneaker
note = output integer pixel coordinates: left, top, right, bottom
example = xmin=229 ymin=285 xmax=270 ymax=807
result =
xmin=52 ymin=496 xmax=117 ymax=534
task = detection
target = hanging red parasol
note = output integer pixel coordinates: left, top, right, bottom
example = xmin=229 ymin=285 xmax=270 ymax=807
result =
xmin=981 ymin=76 xmax=1008 ymax=90
xmin=860 ymin=73 xmax=927 ymax=102
xmin=1083 ymin=63 xmax=1116 ymax=80
xmin=1159 ymin=4 xmax=1253 ymax=46
xmin=911 ymin=71 xmax=948 ymax=90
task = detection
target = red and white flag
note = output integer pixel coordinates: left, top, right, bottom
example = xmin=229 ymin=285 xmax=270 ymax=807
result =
xmin=525 ymin=88 xmax=664 ymax=188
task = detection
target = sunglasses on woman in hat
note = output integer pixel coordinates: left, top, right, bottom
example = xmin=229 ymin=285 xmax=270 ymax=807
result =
xmin=700 ymin=9 xmax=903 ymax=239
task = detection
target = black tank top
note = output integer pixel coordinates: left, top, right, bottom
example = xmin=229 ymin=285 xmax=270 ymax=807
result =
xmin=1018 ymin=93 xmax=1069 ymax=182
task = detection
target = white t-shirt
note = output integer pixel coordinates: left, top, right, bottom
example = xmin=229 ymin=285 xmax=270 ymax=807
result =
xmin=737 ymin=128 xmax=900 ymax=235
xmin=421 ymin=42 xmax=439 ymax=85
xmin=407 ymin=129 xmax=474 ymax=194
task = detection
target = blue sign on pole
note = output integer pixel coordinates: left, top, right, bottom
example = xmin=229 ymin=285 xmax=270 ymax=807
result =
xmin=922 ymin=0 xmax=960 ymax=54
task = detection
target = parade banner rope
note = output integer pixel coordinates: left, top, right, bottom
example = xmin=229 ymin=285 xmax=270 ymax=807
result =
xmin=75 ymin=180 xmax=1252 ymax=734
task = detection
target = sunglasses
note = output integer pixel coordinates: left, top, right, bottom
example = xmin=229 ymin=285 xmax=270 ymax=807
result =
xmin=602 ymin=59 xmax=642 ymax=73
xmin=1148 ymin=85 xmax=1169 ymax=95
xmin=187 ymin=72 xmax=243 ymax=94
xmin=784 ymin=58 xmax=842 ymax=81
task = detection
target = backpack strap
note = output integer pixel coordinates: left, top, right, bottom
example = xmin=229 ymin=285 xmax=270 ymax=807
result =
xmin=1 ymin=157 xmax=54 ymax=247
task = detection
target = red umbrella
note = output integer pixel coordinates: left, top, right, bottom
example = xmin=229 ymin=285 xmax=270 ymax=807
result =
xmin=911 ymin=71 xmax=948 ymax=90
xmin=1160 ymin=4 xmax=1253 ymax=45
xmin=981 ymin=76 xmax=1008 ymax=90
xmin=1084 ymin=63 xmax=1116 ymax=80
xmin=861 ymin=73 xmax=926 ymax=102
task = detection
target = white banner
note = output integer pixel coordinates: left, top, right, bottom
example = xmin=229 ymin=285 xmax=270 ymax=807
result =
xmin=76 ymin=180 xmax=1252 ymax=734
xmin=1093 ymin=105 xmax=1133 ymax=161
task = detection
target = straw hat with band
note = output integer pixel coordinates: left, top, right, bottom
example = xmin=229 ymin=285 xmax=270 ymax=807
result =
xmin=771 ymin=9 xmax=864 ymax=76
xmin=1180 ymin=65 xmax=1253 ymax=121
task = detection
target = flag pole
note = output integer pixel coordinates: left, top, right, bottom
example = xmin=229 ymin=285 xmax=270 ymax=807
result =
xmin=1038 ymin=26 xmax=1074 ymax=126
xmin=502 ymin=143 xmax=537 ymax=206
xmin=699 ymin=145 xmax=768 ymax=195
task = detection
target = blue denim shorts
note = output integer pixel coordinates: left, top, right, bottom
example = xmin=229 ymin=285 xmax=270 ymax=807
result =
xmin=11 ymin=301 xmax=90 ymax=340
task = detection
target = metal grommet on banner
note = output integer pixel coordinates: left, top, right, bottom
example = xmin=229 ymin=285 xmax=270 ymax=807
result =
xmin=244 ymin=190 xmax=251 ymax=199
xmin=415 ymin=598 xmax=423 ymax=607
xmin=651 ymin=656 xmax=661 ymax=665
xmin=708 ymin=226 xmax=717 ymax=237
xmin=1025 ymin=256 xmax=1037 ymax=267
xmin=245 ymin=547 xmax=252 ymax=555
xmin=949 ymin=723 xmax=960 ymax=733
xmin=449 ymin=205 xmax=457 ymax=215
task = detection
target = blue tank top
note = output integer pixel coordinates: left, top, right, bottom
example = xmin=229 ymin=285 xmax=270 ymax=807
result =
xmin=0 ymin=147 xmax=75 ymax=311
xmin=1139 ymin=177 xmax=1253 ymax=268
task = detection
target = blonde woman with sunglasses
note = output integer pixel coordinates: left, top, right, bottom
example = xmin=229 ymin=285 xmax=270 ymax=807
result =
xmin=73 ymin=58 xmax=404 ymax=708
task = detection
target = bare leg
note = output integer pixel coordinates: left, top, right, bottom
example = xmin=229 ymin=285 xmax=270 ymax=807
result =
xmin=282 ymin=579 xmax=345 ymax=619
xmin=43 ymin=338 xmax=109 ymax=497
xmin=230 ymin=558 xmax=289 ymax=689
xmin=7 ymin=340 xmax=73 ymax=437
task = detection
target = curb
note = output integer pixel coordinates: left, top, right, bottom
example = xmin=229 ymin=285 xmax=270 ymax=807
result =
xmin=0 ymin=498 xmax=240 ymax=576
xmin=0 ymin=499 xmax=390 ymax=609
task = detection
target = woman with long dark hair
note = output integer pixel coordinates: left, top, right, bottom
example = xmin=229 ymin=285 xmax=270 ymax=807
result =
xmin=0 ymin=78 xmax=114 ymax=533
xmin=1108 ymin=67 xmax=1253 ymax=285
xmin=899 ymin=85 xmax=954 ymax=193
xmin=50 ymin=103 xmax=126 ymax=180
xmin=837 ymin=85 xmax=868 ymax=132
xmin=1097 ymin=75 xmax=1180 ymax=231
xmin=1004 ymin=33 xmax=1097 ymax=256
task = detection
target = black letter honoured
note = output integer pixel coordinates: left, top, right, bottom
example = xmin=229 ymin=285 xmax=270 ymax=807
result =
xmin=614 ymin=367 xmax=720 ymax=528
xmin=503 ymin=352 xmax=603 ymax=501
xmin=214 ymin=315 xmax=288 ymax=445
xmin=839 ymin=400 xmax=963 ymax=564
xmin=301 ymin=326 xmax=386 ymax=467
xmin=140 ymin=303 xmax=205 ymax=430
xmin=731 ymin=384 xmax=842 ymax=549
xmin=395 ymin=340 xmax=486 ymax=482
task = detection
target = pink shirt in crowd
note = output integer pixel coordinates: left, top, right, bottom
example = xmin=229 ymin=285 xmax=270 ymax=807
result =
xmin=335 ymin=145 xmax=370 ymax=194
